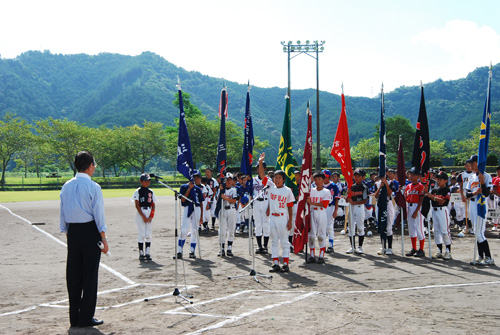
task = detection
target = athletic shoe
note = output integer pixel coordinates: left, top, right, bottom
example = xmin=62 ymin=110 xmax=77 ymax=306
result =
xmin=262 ymin=248 xmax=268 ymax=254
xmin=405 ymin=249 xmax=417 ymax=256
xmin=346 ymin=248 xmax=354 ymax=254
xmin=415 ymin=249 xmax=425 ymax=257
xmin=269 ymin=264 xmax=281 ymax=273
xmin=443 ymin=251 xmax=452 ymax=260
xmin=189 ymin=252 xmax=196 ymax=259
xmin=326 ymin=247 xmax=334 ymax=254
xmin=256 ymin=248 xmax=265 ymax=254
xmin=316 ymin=257 xmax=325 ymax=264
xmin=145 ymin=254 xmax=152 ymax=261
xmin=470 ymin=257 xmax=483 ymax=265
xmin=290 ymin=246 xmax=294 ymax=253
xmin=139 ymin=254 xmax=146 ymax=261
xmin=218 ymin=250 xmax=225 ymax=257
xmin=432 ymin=252 xmax=443 ymax=259
xmin=356 ymin=246 xmax=364 ymax=254
xmin=243 ymin=227 xmax=248 ymax=234
xmin=306 ymin=256 xmax=316 ymax=264
xmin=377 ymin=248 xmax=385 ymax=255
xmin=226 ymin=250 xmax=234 ymax=257
xmin=281 ymin=264 xmax=290 ymax=272
xmin=385 ymin=248 xmax=393 ymax=255
xmin=173 ymin=252 xmax=182 ymax=260
xmin=479 ymin=257 xmax=495 ymax=266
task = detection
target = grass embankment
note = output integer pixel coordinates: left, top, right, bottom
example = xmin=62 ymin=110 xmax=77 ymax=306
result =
xmin=0 ymin=188 xmax=176 ymax=203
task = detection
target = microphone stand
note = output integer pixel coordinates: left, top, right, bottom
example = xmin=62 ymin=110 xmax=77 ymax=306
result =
xmin=150 ymin=175 xmax=194 ymax=304
xmin=228 ymin=186 xmax=273 ymax=283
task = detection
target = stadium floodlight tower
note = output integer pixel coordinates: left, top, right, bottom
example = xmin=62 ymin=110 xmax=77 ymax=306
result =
xmin=281 ymin=40 xmax=325 ymax=171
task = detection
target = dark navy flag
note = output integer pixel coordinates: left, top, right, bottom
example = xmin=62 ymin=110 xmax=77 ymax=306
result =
xmin=240 ymin=83 xmax=254 ymax=192
xmin=377 ymin=84 xmax=388 ymax=237
xmin=216 ymin=84 xmax=228 ymax=177
xmin=176 ymin=85 xmax=194 ymax=182
xmin=477 ymin=65 xmax=493 ymax=219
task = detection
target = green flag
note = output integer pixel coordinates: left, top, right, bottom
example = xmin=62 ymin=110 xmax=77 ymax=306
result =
xmin=276 ymin=96 xmax=298 ymax=196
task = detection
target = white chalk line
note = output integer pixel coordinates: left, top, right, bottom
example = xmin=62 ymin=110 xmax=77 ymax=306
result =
xmin=0 ymin=204 xmax=135 ymax=285
xmin=0 ymin=283 xmax=198 ymax=317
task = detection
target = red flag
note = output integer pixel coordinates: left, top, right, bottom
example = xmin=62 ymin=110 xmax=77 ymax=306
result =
xmin=330 ymin=93 xmax=353 ymax=190
xmin=293 ymin=106 xmax=312 ymax=254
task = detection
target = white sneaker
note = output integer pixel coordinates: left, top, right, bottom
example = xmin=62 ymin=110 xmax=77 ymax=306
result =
xmin=480 ymin=257 xmax=495 ymax=266
xmin=470 ymin=257 xmax=483 ymax=265
xmin=346 ymin=247 xmax=354 ymax=254
xmin=385 ymin=248 xmax=393 ymax=255
xmin=377 ymin=248 xmax=385 ymax=255
xmin=443 ymin=251 xmax=452 ymax=260
xmin=356 ymin=246 xmax=364 ymax=254
xmin=432 ymin=252 xmax=443 ymax=259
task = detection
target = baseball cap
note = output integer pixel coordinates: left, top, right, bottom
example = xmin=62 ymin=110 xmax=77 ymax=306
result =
xmin=353 ymin=169 xmax=362 ymax=176
xmin=333 ymin=171 xmax=340 ymax=177
xmin=294 ymin=169 xmax=301 ymax=174
xmin=322 ymin=169 xmax=331 ymax=177
xmin=387 ymin=168 xmax=395 ymax=173
xmin=436 ymin=171 xmax=448 ymax=180
xmin=408 ymin=166 xmax=421 ymax=175
xmin=466 ymin=155 xmax=478 ymax=164
xmin=140 ymin=173 xmax=151 ymax=181
xmin=256 ymin=161 xmax=267 ymax=169
xmin=193 ymin=169 xmax=201 ymax=177
xmin=226 ymin=173 xmax=233 ymax=179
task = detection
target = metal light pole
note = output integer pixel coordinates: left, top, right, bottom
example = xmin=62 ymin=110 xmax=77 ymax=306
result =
xmin=281 ymin=40 xmax=325 ymax=171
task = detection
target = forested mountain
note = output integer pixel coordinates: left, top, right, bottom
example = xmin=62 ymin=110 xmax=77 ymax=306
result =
xmin=1 ymin=50 xmax=499 ymax=162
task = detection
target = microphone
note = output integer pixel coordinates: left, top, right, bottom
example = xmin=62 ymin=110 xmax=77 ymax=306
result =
xmin=150 ymin=173 xmax=163 ymax=180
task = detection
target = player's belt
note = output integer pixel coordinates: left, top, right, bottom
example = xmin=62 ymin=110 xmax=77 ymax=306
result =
xmin=408 ymin=203 xmax=418 ymax=206
xmin=313 ymin=207 xmax=324 ymax=210
xmin=142 ymin=206 xmax=151 ymax=210
xmin=328 ymin=204 xmax=335 ymax=207
xmin=271 ymin=213 xmax=284 ymax=216
xmin=69 ymin=220 xmax=95 ymax=225
xmin=256 ymin=198 xmax=267 ymax=201
xmin=433 ymin=207 xmax=446 ymax=211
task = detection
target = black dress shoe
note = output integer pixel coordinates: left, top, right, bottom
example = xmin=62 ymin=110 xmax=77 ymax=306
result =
xmin=79 ymin=318 xmax=103 ymax=327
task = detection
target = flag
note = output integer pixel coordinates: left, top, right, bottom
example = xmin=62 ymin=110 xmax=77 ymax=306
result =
xmin=240 ymin=83 xmax=254 ymax=192
xmin=395 ymin=136 xmax=406 ymax=208
xmin=293 ymin=103 xmax=312 ymax=254
xmin=276 ymin=95 xmax=298 ymax=195
xmin=216 ymin=84 xmax=228 ymax=177
xmin=330 ymin=90 xmax=353 ymax=190
xmin=477 ymin=64 xmax=493 ymax=219
xmin=411 ymin=84 xmax=430 ymax=177
xmin=412 ymin=83 xmax=431 ymax=217
xmin=377 ymin=84 xmax=388 ymax=237
xmin=176 ymin=82 xmax=194 ymax=182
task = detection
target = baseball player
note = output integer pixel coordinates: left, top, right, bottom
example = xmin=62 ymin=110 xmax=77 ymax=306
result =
xmin=332 ymin=171 xmax=346 ymax=227
xmin=491 ymin=166 xmax=500 ymax=230
xmin=374 ymin=172 xmax=397 ymax=255
xmin=132 ymin=173 xmax=158 ymax=261
xmin=201 ymin=177 xmax=213 ymax=233
xmin=425 ymin=172 xmax=452 ymax=259
xmin=176 ymin=170 xmax=204 ymax=259
xmin=306 ymin=171 xmax=331 ymax=264
xmin=346 ymin=169 xmax=369 ymax=254
xmin=258 ymin=152 xmax=295 ymax=273
xmin=218 ymin=173 xmax=238 ymax=257
xmin=238 ymin=173 xmax=252 ymax=234
xmin=322 ymin=169 xmax=339 ymax=253
xmin=458 ymin=161 xmax=475 ymax=234
xmin=205 ymin=168 xmax=219 ymax=230
xmin=253 ymin=162 xmax=270 ymax=254
xmin=466 ymin=155 xmax=494 ymax=265
xmin=404 ymin=167 xmax=426 ymax=257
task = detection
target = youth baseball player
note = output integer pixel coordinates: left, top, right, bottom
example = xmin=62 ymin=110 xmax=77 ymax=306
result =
xmin=346 ymin=169 xmax=369 ymax=254
xmin=205 ymin=168 xmax=219 ymax=230
xmin=404 ymin=167 xmax=426 ymax=257
xmin=132 ymin=173 xmax=158 ymax=261
xmin=458 ymin=162 xmax=475 ymax=234
xmin=218 ymin=173 xmax=238 ymax=257
xmin=253 ymin=163 xmax=270 ymax=254
xmin=258 ymin=152 xmax=295 ymax=273
xmin=426 ymin=172 xmax=452 ymax=260
xmin=374 ymin=173 xmax=397 ymax=255
xmin=322 ymin=169 xmax=339 ymax=253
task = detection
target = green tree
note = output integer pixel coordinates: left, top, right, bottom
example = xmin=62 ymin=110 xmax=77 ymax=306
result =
xmin=351 ymin=137 xmax=378 ymax=168
xmin=88 ymin=126 xmax=127 ymax=177
xmin=173 ymin=92 xmax=203 ymax=118
xmin=375 ymin=115 xmax=415 ymax=166
xmin=429 ymin=140 xmax=450 ymax=167
xmin=36 ymin=118 xmax=91 ymax=175
xmin=0 ymin=113 xmax=32 ymax=185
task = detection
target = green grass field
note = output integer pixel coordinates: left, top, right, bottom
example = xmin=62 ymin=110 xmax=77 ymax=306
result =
xmin=0 ymin=188 xmax=176 ymax=203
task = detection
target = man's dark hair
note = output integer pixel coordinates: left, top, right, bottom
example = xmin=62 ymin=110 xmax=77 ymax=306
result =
xmin=274 ymin=170 xmax=286 ymax=180
xmin=313 ymin=171 xmax=325 ymax=179
xmin=75 ymin=151 xmax=95 ymax=172
xmin=205 ymin=167 xmax=213 ymax=172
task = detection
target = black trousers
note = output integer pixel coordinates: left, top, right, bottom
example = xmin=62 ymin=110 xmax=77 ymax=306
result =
xmin=66 ymin=222 xmax=102 ymax=327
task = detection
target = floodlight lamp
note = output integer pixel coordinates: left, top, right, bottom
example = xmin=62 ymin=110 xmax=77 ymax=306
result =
xmin=297 ymin=46 xmax=301 ymax=50
xmin=288 ymin=41 xmax=292 ymax=45
xmin=291 ymin=46 xmax=295 ymax=51
xmin=321 ymin=40 xmax=325 ymax=44
xmin=297 ymin=40 xmax=301 ymax=44
xmin=305 ymin=46 xmax=309 ymax=51
xmin=314 ymin=40 xmax=318 ymax=44
xmin=281 ymin=41 xmax=285 ymax=45
xmin=320 ymin=46 xmax=324 ymax=51
xmin=283 ymin=46 xmax=287 ymax=51
xmin=306 ymin=40 xmax=310 ymax=45
xmin=313 ymin=46 xmax=317 ymax=50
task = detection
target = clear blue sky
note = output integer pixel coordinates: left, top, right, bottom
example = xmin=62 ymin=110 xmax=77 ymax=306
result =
xmin=1 ymin=0 xmax=499 ymax=97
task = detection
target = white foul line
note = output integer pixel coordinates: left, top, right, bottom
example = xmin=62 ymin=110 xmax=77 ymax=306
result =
xmin=0 ymin=204 xmax=136 ymax=285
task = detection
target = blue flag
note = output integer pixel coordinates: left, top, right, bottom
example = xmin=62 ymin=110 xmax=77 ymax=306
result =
xmin=477 ymin=65 xmax=493 ymax=219
xmin=240 ymin=83 xmax=254 ymax=191
xmin=377 ymin=84 xmax=388 ymax=237
xmin=216 ymin=85 xmax=228 ymax=177
xmin=176 ymin=86 xmax=194 ymax=182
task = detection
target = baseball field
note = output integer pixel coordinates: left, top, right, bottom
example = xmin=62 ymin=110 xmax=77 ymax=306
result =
xmin=1 ymin=195 xmax=500 ymax=334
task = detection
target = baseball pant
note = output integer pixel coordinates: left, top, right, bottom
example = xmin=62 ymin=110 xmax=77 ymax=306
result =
xmin=219 ymin=208 xmax=236 ymax=244
xmin=325 ymin=204 xmax=335 ymax=245
xmin=432 ymin=207 xmax=451 ymax=246
xmin=210 ymin=198 xmax=217 ymax=218
xmin=289 ymin=202 xmax=298 ymax=237
xmin=180 ymin=207 xmax=200 ymax=242
xmin=203 ymin=200 xmax=211 ymax=223
xmin=407 ymin=203 xmax=424 ymax=240
xmin=135 ymin=209 xmax=153 ymax=243
xmin=270 ymin=214 xmax=290 ymax=259
xmin=470 ymin=199 xmax=488 ymax=243
xmin=253 ymin=200 xmax=270 ymax=237
xmin=454 ymin=201 xmax=465 ymax=221
xmin=375 ymin=200 xmax=395 ymax=236
xmin=309 ymin=208 xmax=327 ymax=249
xmin=349 ymin=204 xmax=365 ymax=237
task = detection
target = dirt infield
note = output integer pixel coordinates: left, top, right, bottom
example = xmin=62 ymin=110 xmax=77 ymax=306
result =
xmin=1 ymin=196 xmax=500 ymax=334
